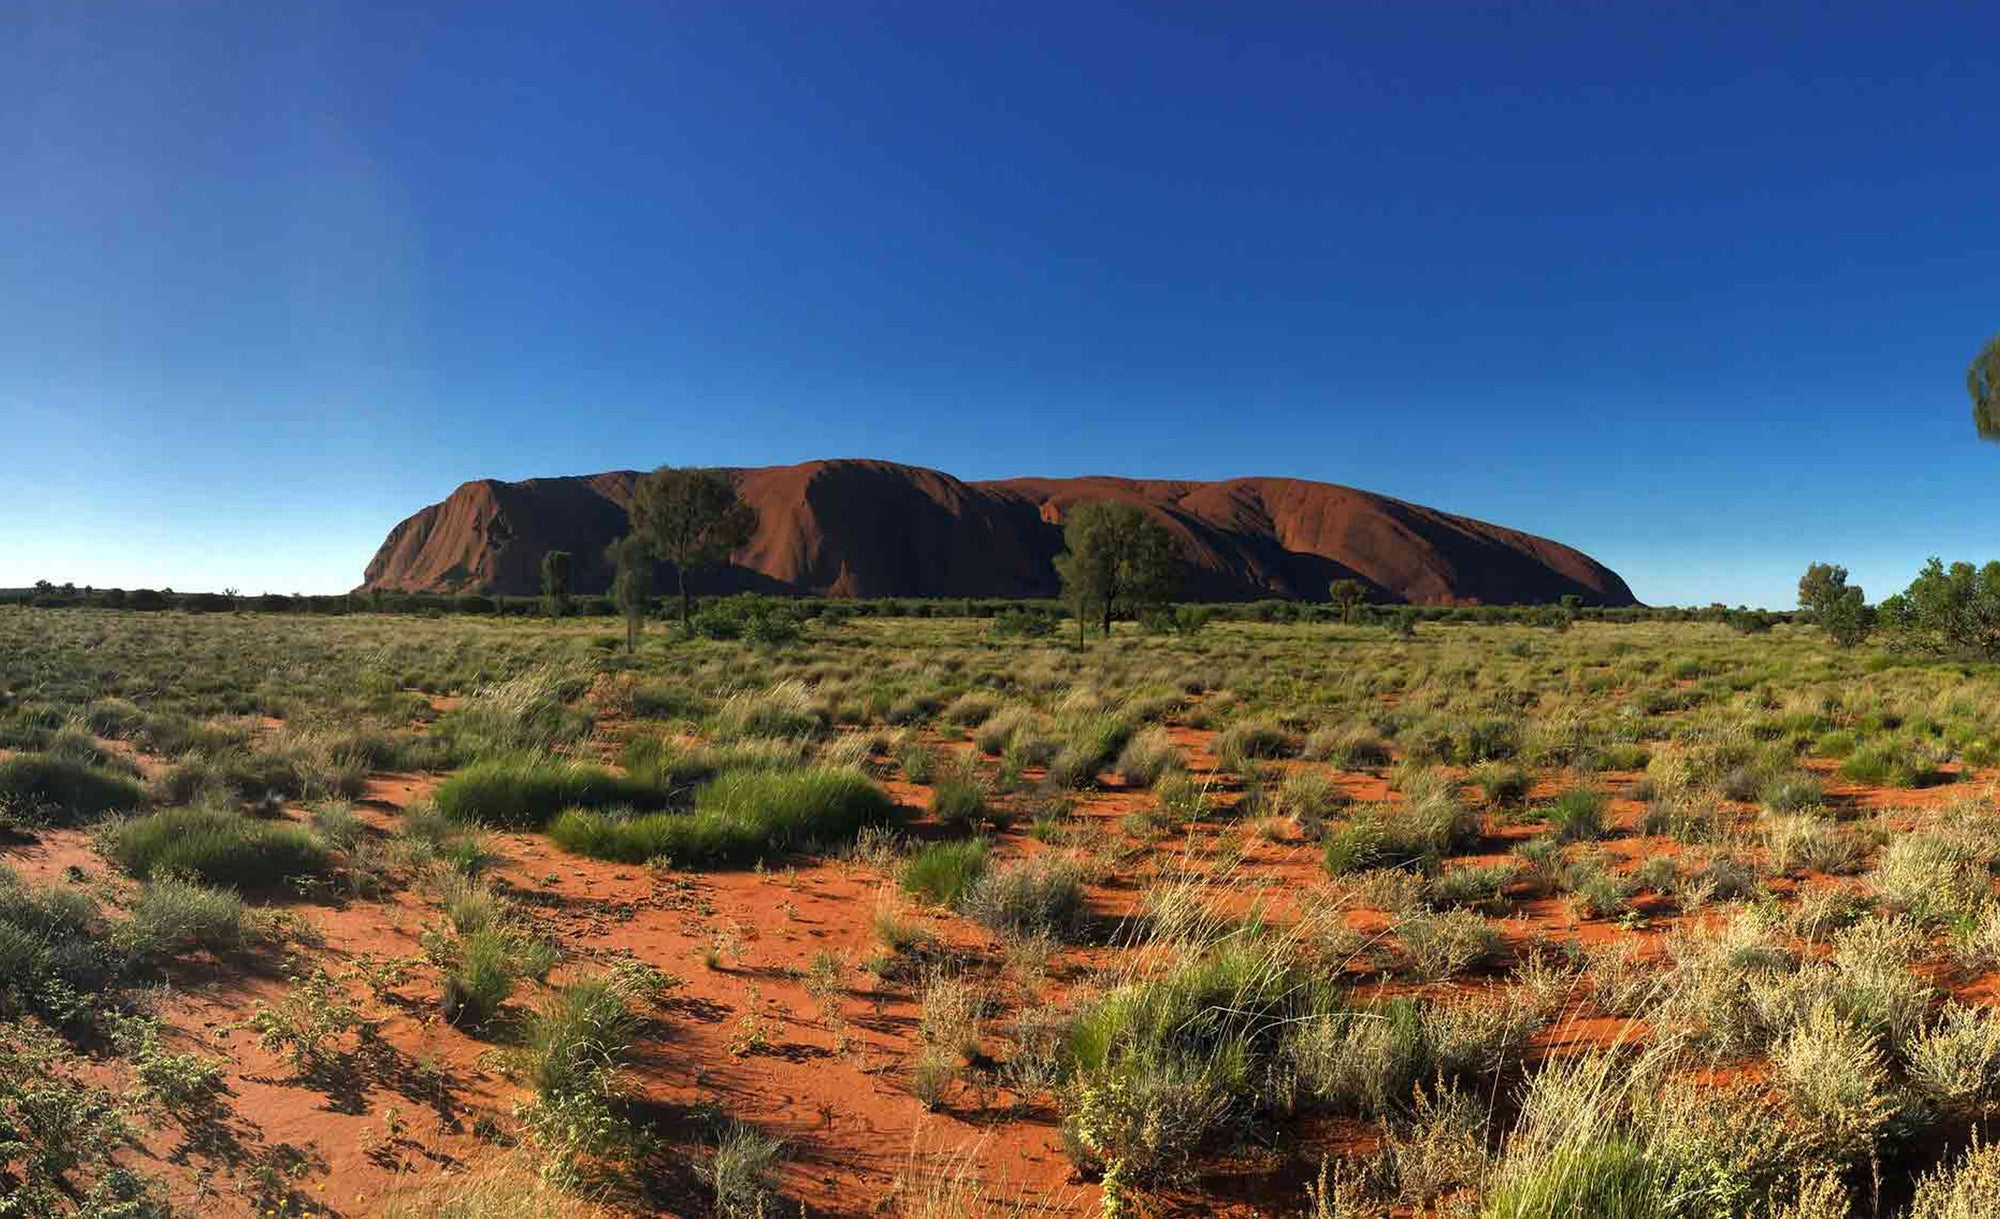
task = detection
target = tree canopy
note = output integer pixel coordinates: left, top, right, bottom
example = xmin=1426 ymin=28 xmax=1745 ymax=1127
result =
xmin=629 ymin=466 xmax=758 ymax=624
xmin=608 ymin=533 xmax=653 ymax=652
xmin=1796 ymin=561 xmax=1872 ymax=648
xmin=1878 ymin=558 xmax=2000 ymax=660
xmin=1972 ymin=333 xmax=2000 ymax=442
xmin=539 ymin=550 xmax=572 ymax=618
xmin=1052 ymin=500 xmax=1179 ymax=641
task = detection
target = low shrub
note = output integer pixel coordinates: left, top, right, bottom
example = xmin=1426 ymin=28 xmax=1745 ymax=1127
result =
xmin=901 ymin=840 xmax=990 ymax=906
xmin=101 ymin=805 xmax=332 ymax=888
xmin=126 ymin=875 xmax=244 ymax=957
xmin=963 ymin=856 xmax=1086 ymax=941
xmin=434 ymin=756 xmax=669 ymax=829
xmin=1546 ymin=787 xmax=1608 ymax=842
xmin=0 ymin=753 xmax=145 ymax=825
xmin=1115 ymin=726 xmax=1184 ymax=788
xmin=1216 ymin=716 xmax=1292 ymax=771
xmin=928 ymin=759 xmax=988 ymax=828
xmin=548 ymin=767 xmax=897 ymax=868
xmin=442 ymin=928 xmax=518 ymax=1027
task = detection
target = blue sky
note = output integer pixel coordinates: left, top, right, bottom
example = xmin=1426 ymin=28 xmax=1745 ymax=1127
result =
xmin=4 ymin=2 xmax=1996 ymax=606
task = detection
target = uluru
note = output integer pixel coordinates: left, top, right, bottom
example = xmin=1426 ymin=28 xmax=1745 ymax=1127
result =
xmin=359 ymin=459 xmax=1636 ymax=606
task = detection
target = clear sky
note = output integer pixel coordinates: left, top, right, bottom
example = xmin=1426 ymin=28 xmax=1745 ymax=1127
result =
xmin=4 ymin=2 xmax=1997 ymax=606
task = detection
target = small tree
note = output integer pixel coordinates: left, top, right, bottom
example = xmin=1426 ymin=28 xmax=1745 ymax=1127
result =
xmin=1971 ymin=332 xmax=2000 ymax=442
xmin=1797 ymin=562 xmax=1873 ymax=648
xmin=1878 ymin=558 xmax=2000 ymax=660
xmin=629 ymin=466 xmax=759 ymax=626
xmin=539 ymin=550 xmax=573 ymax=618
xmin=1052 ymin=501 xmax=1179 ymax=643
xmin=1328 ymin=579 xmax=1368 ymax=624
xmin=609 ymin=534 xmax=653 ymax=653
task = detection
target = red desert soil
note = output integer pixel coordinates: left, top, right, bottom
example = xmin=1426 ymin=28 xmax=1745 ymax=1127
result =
xmin=14 ymin=705 xmax=1994 ymax=1217
xmin=358 ymin=458 xmax=1636 ymax=607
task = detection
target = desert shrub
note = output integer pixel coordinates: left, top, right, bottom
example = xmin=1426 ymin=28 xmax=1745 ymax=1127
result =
xmin=1150 ymin=771 xmax=1210 ymax=825
xmin=1046 ymin=710 xmax=1136 ymax=788
xmin=1772 ymin=1005 xmax=1894 ymax=1163
xmin=1484 ymin=1135 xmax=1664 ymax=1218
xmin=1765 ymin=815 xmax=1862 ymax=875
xmin=526 ymin=975 xmax=640 ymax=1100
xmin=710 ymin=679 xmax=823 ymax=739
xmin=1216 ymin=716 xmax=1292 ymax=771
xmin=125 ymin=875 xmax=244 ymax=957
xmin=1397 ymin=771 xmax=1486 ymax=856
xmin=942 ymin=692 xmax=998 ymax=728
xmin=1873 ymin=833 xmax=1987 ymax=923
xmin=621 ymin=736 xmax=805 ymax=790
xmin=1397 ymin=909 xmax=1500 ymax=980
xmin=1307 ymin=726 xmax=1391 ymax=769
xmin=990 ymin=607 xmax=1059 ymax=638
xmin=893 ymin=735 xmax=939 ymax=785
xmin=438 ymin=666 xmax=593 ymax=760
xmin=1760 ymin=771 xmax=1825 ymax=814
xmin=901 ymin=840 xmax=990 ymax=906
xmin=0 ymin=865 xmax=128 ymax=1016
xmin=1114 ymin=726 xmax=1183 ymax=788
xmin=1473 ymin=762 xmax=1532 ymax=807
xmin=1596 ymin=741 xmax=1653 ymax=771
xmin=1281 ymin=999 xmax=1427 ymax=1119
xmin=927 ymin=757 xmax=988 ymax=828
xmin=1448 ymin=717 xmax=1519 ymax=765
xmin=1322 ymin=817 xmax=1385 ymax=876
xmin=629 ymin=681 xmax=707 ymax=721
xmin=101 ymin=805 xmax=332 ymax=888
xmin=0 ymin=753 xmax=145 ymax=825
xmin=434 ymin=756 xmax=669 ymax=829
xmin=1839 ymin=741 xmax=1939 ymax=788
xmin=699 ymin=1121 xmax=787 ymax=1217
xmin=1270 ymin=770 xmax=1346 ymax=839
xmin=0 ymin=1021 xmax=170 ymax=1214
xmin=548 ymin=767 xmax=896 ymax=867
xmin=1426 ymin=862 xmax=1520 ymax=910
xmin=974 ymin=707 xmax=1038 ymax=756
xmin=442 ymin=928 xmax=519 ymax=1027
xmin=1908 ymin=1136 xmax=2000 ymax=1218
xmin=962 ymin=856 xmax=1086 ymax=941
xmin=1545 ymin=786 xmax=1608 ymax=842
xmin=1065 ymin=944 xmax=1341 ymax=1182
xmin=1906 ymin=1003 xmax=2000 ymax=1114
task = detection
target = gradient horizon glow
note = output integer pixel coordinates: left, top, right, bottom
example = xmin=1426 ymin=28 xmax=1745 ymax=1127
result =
xmin=5 ymin=2 xmax=1998 ymax=607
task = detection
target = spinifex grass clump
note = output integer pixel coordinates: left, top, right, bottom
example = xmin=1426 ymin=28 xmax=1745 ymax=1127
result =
xmin=434 ymin=755 xmax=671 ymax=829
xmin=100 ymin=803 xmax=332 ymax=888
xmin=0 ymin=753 xmax=145 ymax=826
xmin=1063 ymin=937 xmax=1342 ymax=1184
xmin=548 ymin=766 xmax=896 ymax=867
xmin=900 ymin=839 xmax=990 ymax=906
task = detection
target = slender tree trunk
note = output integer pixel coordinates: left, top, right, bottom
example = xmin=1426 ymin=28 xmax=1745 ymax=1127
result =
xmin=678 ymin=564 xmax=691 ymax=625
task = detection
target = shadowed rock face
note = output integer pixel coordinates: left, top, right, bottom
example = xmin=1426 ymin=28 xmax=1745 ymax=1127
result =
xmin=358 ymin=459 xmax=1637 ymax=606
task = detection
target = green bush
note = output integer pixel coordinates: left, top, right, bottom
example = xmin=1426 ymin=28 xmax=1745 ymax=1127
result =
xmin=442 ymin=928 xmax=518 ymax=1027
xmin=434 ymin=756 xmax=669 ymax=829
xmin=0 ymin=753 xmax=145 ymax=825
xmin=126 ymin=875 xmax=244 ymax=957
xmin=0 ymin=865 xmax=127 ymax=1016
xmin=962 ymin=856 xmax=1086 ymax=941
xmin=100 ymin=805 xmax=332 ymax=888
xmin=527 ymin=975 xmax=639 ymax=1099
xmin=1064 ymin=944 xmax=1341 ymax=1182
xmin=927 ymin=768 xmax=988 ymax=828
xmin=1215 ymin=716 xmax=1292 ymax=771
xmin=901 ymin=840 xmax=990 ymax=906
xmin=1546 ymin=787 xmax=1608 ymax=841
xmin=548 ymin=767 xmax=897 ymax=868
